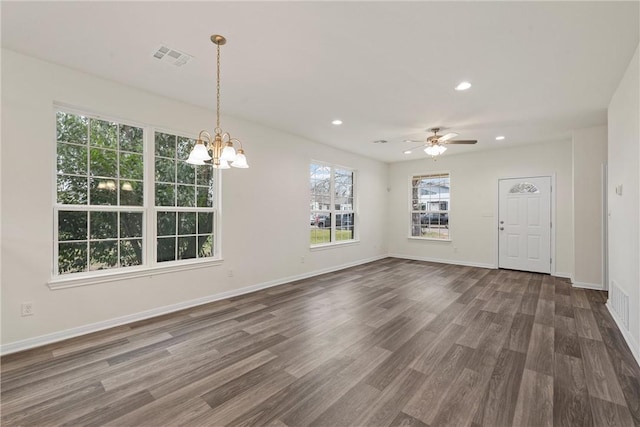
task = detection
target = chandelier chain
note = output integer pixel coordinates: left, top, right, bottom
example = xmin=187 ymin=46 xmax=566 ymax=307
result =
xmin=216 ymin=42 xmax=221 ymax=130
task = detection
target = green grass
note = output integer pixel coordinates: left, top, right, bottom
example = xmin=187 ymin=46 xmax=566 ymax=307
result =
xmin=310 ymin=229 xmax=353 ymax=244
xmin=420 ymin=227 xmax=449 ymax=239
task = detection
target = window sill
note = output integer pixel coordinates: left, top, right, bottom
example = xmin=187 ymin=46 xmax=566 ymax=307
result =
xmin=408 ymin=237 xmax=452 ymax=242
xmin=310 ymin=240 xmax=360 ymax=251
xmin=48 ymin=258 xmax=224 ymax=290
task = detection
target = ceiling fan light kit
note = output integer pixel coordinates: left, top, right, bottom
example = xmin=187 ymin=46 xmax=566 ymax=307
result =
xmin=403 ymin=127 xmax=478 ymax=159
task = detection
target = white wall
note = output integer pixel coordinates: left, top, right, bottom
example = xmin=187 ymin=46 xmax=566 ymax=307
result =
xmin=0 ymin=49 xmax=389 ymax=349
xmin=572 ymin=126 xmax=607 ymax=288
xmin=607 ymin=44 xmax=640 ymax=361
xmin=2 ymin=45 xmax=637 ymax=358
xmin=387 ymin=141 xmax=573 ymax=275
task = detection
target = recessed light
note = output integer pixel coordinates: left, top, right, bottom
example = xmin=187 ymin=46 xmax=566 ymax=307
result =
xmin=455 ymin=81 xmax=472 ymax=91
xmin=404 ymin=150 xmax=412 ymax=154
xmin=495 ymin=136 xmax=505 ymax=140
xmin=331 ymin=119 xmax=343 ymax=125
xmin=373 ymin=140 xmax=388 ymax=144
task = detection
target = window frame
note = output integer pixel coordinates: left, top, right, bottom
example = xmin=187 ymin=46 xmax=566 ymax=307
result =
xmin=50 ymin=105 xmax=222 ymax=289
xmin=310 ymin=161 xmax=358 ymax=248
xmin=408 ymin=171 xmax=451 ymax=241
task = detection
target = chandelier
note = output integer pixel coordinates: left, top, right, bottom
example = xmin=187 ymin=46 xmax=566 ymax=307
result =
xmin=186 ymin=34 xmax=249 ymax=169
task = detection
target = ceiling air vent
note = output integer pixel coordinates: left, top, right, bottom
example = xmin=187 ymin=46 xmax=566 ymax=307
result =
xmin=152 ymin=45 xmax=193 ymax=67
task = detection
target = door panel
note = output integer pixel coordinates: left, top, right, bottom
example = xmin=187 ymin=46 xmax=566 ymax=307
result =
xmin=499 ymin=177 xmax=551 ymax=273
xmin=508 ymin=235 xmax=521 ymax=258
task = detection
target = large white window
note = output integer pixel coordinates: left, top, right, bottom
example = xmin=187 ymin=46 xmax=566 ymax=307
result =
xmin=410 ymin=172 xmax=450 ymax=240
xmin=54 ymin=109 xmax=219 ymax=280
xmin=310 ymin=163 xmax=356 ymax=246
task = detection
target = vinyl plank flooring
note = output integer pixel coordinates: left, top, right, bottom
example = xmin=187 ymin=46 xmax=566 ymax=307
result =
xmin=553 ymin=353 xmax=593 ymax=427
xmin=389 ymin=412 xmax=429 ymax=427
xmin=357 ymin=368 xmax=427 ymax=427
xmin=579 ymin=337 xmax=628 ymax=406
xmin=472 ymin=348 xmax=526 ymax=427
xmin=574 ymin=307 xmax=604 ymax=341
xmin=589 ymin=395 xmax=635 ymax=427
xmin=2 ymin=258 xmax=639 ymax=427
xmin=506 ymin=312 xmax=535 ymax=354
xmin=308 ymin=381 xmax=381 ymax=427
xmin=513 ymin=368 xmax=554 ymax=427
xmin=524 ymin=323 xmax=554 ymax=377
xmin=429 ymin=367 xmax=484 ymax=427
xmin=404 ymin=344 xmax=476 ymax=425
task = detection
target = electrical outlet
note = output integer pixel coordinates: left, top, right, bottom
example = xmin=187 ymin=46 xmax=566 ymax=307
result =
xmin=300 ymin=256 xmax=305 ymax=264
xmin=227 ymin=269 xmax=234 ymax=277
xmin=21 ymin=302 xmax=34 ymax=317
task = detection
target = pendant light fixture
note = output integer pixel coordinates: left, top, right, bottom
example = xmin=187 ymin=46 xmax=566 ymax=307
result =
xmin=186 ymin=34 xmax=249 ymax=169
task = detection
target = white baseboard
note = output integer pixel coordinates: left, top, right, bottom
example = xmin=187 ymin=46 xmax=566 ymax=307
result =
xmin=0 ymin=255 xmax=387 ymax=356
xmin=606 ymin=301 xmax=640 ymax=368
xmin=553 ymin=271 xmax=572 ymax=280
xmin=572 ymin=281 xmax=604 ymax=290
xmin=387 ymin=253 xmax=495 ymax=270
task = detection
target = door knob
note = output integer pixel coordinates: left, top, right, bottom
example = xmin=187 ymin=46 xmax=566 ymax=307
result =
xmin=499 ymin=227 xmax=504 ymax=230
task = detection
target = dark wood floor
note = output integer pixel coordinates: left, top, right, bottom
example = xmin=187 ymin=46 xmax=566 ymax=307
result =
xmin=2 ymin=258 xmax=640 ymax=426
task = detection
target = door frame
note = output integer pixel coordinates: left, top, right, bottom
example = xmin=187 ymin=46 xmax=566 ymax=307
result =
xmin=496 ymin=174 xmax=557 ymax=275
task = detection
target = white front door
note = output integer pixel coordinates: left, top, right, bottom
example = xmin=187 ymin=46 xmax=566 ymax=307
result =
xmin=498 ymin=177 xmax=551 ymax=274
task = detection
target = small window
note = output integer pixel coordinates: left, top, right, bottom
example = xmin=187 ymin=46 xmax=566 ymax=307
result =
xmin=310 ymin=163 xmax=356 ymax=246
xmin=509 ymin=182 xmax=539 ymax=194
xmin=410 ymin=173 xmax=450 ymax=240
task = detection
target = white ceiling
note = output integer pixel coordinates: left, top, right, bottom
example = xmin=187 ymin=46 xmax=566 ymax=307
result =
xmin=2 ymin=1 xmax=638 ymax=162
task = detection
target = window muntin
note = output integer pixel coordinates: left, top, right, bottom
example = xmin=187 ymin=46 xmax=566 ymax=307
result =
xmin=310 ymin=163 xmax=356 ymax=245
xmin=54 ymin=109 xmax=220 ymax=279
xmin=154 ymin=131 xmax=216 ymax=263
xmin=410 ymin=173 xmax=450 ymax=240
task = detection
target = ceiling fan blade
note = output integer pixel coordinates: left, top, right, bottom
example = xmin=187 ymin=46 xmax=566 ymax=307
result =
xmin=447 ymin=140 xmax=477 ymax=145
xmin=404 ymin=143 xmax=429 ymax=153
xmin=438 ymin=132 xmax=459 ymax=142
xmin=403 ymin=139 xmax=424 ymax=143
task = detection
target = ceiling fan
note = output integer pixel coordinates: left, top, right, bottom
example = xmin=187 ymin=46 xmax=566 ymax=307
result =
xmin=404 ymin=127 xmax=477 ymax=157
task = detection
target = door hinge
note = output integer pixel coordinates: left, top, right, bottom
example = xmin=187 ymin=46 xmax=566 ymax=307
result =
xmin=550 ymin=186 xmax=552 ymax=193
xmin=550 ymin=257 xmax=552 ymax=264
xmin=550 ymin=221 xmax=552 ymax=228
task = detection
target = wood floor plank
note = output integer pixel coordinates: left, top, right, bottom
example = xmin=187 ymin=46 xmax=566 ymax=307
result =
xmin=506 ymin=312 xmax=535 ymax=354
xmin=589 ymin=395 xmax=635 ymax=427
xmin=553 ymin=353 xmax=593 ymax=427
xmin=365 ymin=327 xmax=437 ymax=390
xmin=223 ymin=355 xmax=354 ymax=427
xmin=513 ymin=368 xmax=554 ymax=427
xmin=472 ymin=348 xmax=526 ymax=427
xmin=403 ymin=344 xmax=475 ymax=425
xmin=534 ymin=298 xmax=555 ymax=327
xmin=579 ymin=337 xmax=628 ymax=406
xmin=389 ymin=412 xmax=429 ymax=427
xmin=428 ymin=367 xmax=484 ymax=427
xmin=2 ymin=258 xmax=639 ymax=427
xmin=280 ymin=346 xmax=391 ymax=427
xmin=524 ymin=323 xmax=554 ymax=376
xmin=357 ymin=368 xmax=427 ymax=426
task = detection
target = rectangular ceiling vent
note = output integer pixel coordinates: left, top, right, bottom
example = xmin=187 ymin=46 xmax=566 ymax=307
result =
xmin=152 ymin=45 xmax=192 ymax=67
